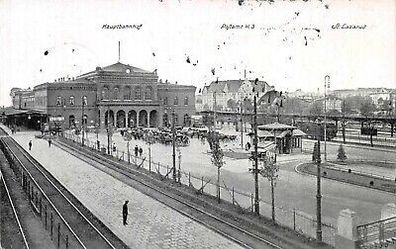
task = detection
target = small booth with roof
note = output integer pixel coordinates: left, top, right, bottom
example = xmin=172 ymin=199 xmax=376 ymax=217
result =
xmin=249 ymin=122 xmax=306 ymax=154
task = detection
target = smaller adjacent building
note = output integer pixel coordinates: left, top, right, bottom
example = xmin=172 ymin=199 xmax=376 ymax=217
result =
xmin=201 ymin=79 xmax=274 ymax=112
xmin=314 ymin=95 xmax=343 ymax=112
xmin=249 ymin=122 xmax=305 ymax=154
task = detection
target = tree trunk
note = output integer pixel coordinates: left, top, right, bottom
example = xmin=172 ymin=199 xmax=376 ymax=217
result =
xmin=217 ymin=167 xmax=221 ymax=203
xmin=271 ymin=179 xmax=275 ymax=223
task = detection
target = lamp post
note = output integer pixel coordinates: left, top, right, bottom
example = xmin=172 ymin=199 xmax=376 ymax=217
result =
xmin=107 ymin=124 xmax=113 ymax=155
xmin=315 ymin=119 xmax=323 ymax=242
xmin=323 ymin=75 xmax=330 ymax=162
xmin=253 ymin=93 xmax=260 ymax=215
xmin=81 ymin=96 xmax=86 ymax=147
xmin=172 ymin=109 xmax=177 ymax=182
xmin=146 ymin=130 xmax=154 ymax=172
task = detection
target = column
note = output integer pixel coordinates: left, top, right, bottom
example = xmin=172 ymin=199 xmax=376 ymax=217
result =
xmin=147 ymin=110 xmax=151 ymax=128
xmin=125 ymin=111 xmax=129 ymax=128
xmin=99 ymin=108 xmax=106 ymax=129
xmin=136 ymin=110 xmax=140 ymax=128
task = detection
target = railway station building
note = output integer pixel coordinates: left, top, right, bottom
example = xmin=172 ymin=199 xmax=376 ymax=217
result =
xmin=7 ymin=62 xmax=196 ymax=130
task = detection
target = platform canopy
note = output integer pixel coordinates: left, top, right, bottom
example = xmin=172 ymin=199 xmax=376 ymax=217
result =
xmin=257 ymin=122 xmax=296 ymax=131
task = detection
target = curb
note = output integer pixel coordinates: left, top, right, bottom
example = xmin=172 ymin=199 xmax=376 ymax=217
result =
xmin=295 ymin=162 xmax=396 ymax=195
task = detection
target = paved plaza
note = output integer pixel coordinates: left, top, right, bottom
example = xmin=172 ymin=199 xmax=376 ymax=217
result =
xmin=75 ymin=129 xmax=396 ymax=226
xmin=7 ymin=128 xmax=243 ymax=249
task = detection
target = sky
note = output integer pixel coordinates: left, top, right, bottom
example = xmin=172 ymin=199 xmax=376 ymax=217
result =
xmin=0 ymin=0 xmax=395 ymax=106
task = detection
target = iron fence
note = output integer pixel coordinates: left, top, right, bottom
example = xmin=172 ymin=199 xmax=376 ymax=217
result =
xmin=63 ymin=131 xmax=336 ymax=246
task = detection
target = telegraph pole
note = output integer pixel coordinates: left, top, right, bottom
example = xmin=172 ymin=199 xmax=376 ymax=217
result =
xmin=253 ymin=94 xmax=260 ymax=215
xmin=316 ymin=122 xmax=323 ymax=241
xmin=81 ymin=96 xmax=85 ymax=146
xmin=324 ymin=75 xmax=330 ymax=161
xmin=172 ymin=110 xmax=177 ymax=182
xmin=213 ymin=91 xmax=217 ymax=131
xmin=240 ymin=100 xmax=244 ymax=149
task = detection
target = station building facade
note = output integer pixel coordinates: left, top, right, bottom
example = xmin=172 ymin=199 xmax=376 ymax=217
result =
xmin=9 ymin=62 xmax=196 ymax=130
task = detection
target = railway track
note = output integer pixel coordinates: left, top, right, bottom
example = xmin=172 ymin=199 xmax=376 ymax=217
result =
xmin=0 ymin=130 xmax=128 ymax=249
xmin=1 ymin=169 xmax=30 ymax=249
xmin=54 ymin=137 xmax=312 ymax=249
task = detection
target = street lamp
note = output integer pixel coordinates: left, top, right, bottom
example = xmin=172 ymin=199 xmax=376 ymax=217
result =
xmin=146 ymin=130 xmax=154 ymax=172
xmin=81 ymin=96 xmax=86 ymax=146
xmin=107 ymin=124 xmax=114 ymax=155
xmin=323 ymin=75 xmax=330 ymax=161
xmin=315 ymin=119 xmax=323 ymax=241
xmin=172 ymin=109 xmax=177 ymax=182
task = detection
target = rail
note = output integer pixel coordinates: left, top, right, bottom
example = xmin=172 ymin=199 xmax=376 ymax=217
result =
xmin=1 ymin=172 xmax=30 ymax=249
xmin=1 ymin=137 xmax=88 ymax=249
xmin=62 ymin=132 xmax=336 ymax=246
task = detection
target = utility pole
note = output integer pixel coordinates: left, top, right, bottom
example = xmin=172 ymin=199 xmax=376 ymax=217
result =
xmin=316 ymin=122 xmax=323 ymax=241
xmin=240 ymin=100 xmax=244 ymax=149
xmin=172 ymin=110 xmax=177 ymax=182
xmin=81 ymin=96 xmax=85 ymax=146
xmin=324 ymin=75 xmax=330 ymax=162
xmin=253 ymin=94 xmax=260 ymax=215
xmin=213 ymin=91 xmax=217 ymax=131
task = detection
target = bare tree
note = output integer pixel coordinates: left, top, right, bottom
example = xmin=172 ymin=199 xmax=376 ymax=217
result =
xmin=259 ymin=154 xmax=279 ymax=223
xmin=207 ymin=130 xmax=225 ymax=203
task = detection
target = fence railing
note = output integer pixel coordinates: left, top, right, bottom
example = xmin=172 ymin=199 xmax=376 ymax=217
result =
xmin=62 ymin=131 xmax=336 ymax=246
xmin=357 ymin=216 xmax=396 ymax=248
xmin=332 ymin=134 xmax=396 ymax=147
xmin=0 ymin=138 xmax=85 ymax=249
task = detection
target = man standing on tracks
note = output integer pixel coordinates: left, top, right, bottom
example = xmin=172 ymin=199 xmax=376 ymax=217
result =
xmin=122 ymin=200 xmax=129 ymax=225
xmin=28 ymin=140 xmax=32 ymax=150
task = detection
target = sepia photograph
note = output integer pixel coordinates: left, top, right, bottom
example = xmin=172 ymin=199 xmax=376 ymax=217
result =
xmin=0 ymin=0 xmax=395 ymax=248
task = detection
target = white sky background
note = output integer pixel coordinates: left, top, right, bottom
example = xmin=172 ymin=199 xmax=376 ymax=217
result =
xmin=0 ymin=0 xmax=395 ymax=106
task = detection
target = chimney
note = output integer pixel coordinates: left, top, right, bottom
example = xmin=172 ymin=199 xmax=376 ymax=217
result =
xmin=244 ymin=69 xmax=246 ymax=79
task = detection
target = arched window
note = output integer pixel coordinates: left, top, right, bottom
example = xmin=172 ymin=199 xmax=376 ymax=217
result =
xmin=135 ymin=86 xmax=142 ymax=100
xmin=102 ymin=86 xmax=109 ymax=100
xmin=184 ymin=96 xmax=189 ymax=106
xmin=82 ymin=96 xmax=87 ymax=106
xmin=69 ymin=96 xmax=75 ymax=106
xmin=113 ymin=87 xmax=119 ymax=100
xmin=174 ymin=114 xmax=178 ymax=125
xmin=174 ymin=96 xmax=178 ymax=106
xmin=184 ymin=114 xmax=191 ymax=126
xmin=145 ymin=86 xmax=153 ymax=100
xmin=124 ymin=86 xmax=131 ymax=100
xmin=163 ymin=97 xmax=168 ymax=106
xmin=56 ymin=96 xmax=62 ymax=106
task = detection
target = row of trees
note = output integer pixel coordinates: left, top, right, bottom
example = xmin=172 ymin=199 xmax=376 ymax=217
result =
xmin=202 ymin=95 xmax=390 ymax=118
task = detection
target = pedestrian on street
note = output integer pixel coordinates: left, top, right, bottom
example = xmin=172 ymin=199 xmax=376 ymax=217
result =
xmin=48 ymin=138 xmax=52 ymax=147
xmin=28 ymin=140 xmax=32 ymax=151
xmin=134 ymin=145 xmax=139 ymax=157
xmin=113 ymin=142 xmax=117 ymax=153
xmin=122 ymin=200 xmax=129 ymax=225
xmin=139 ymin=147 xmax=143 ymax=157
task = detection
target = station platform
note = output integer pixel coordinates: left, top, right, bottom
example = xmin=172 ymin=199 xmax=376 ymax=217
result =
xmin=2 ymin=126 xmax=242 ymax=249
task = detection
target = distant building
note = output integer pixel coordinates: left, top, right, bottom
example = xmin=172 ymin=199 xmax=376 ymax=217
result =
xmin=331 ymin=88 xmax=394 ymax=99
xmin=201 ymin=79 xmax=274 ymax=111
xmin=9 ymin=62 xmax=196 ymax=129
xmin=314 ymin=95 xmax=343 ymax=112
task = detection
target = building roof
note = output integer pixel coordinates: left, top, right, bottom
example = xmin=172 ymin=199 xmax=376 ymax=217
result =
xmin=2 ymin=108 xmax=44 ymax=116
xmin=205 ymin=80 xmax=243 ymax=93
xmin=78 ymin=61 xmax=154 ymax=78
xmin=258 ymin=122 xmax=296 ymax=131
xmin=101 ymin=62 xmax=151 ymax=73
